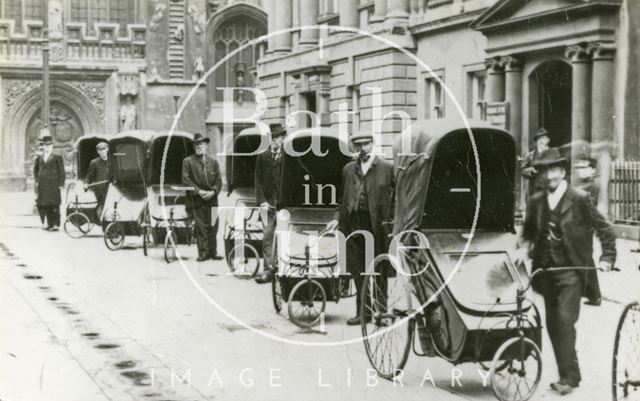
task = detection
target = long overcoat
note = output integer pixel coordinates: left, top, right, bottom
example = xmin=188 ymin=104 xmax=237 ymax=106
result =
xmin=35 ymin=153 xmax=66 ymax=206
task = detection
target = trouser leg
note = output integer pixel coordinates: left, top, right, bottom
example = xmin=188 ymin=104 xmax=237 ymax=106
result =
xmin=37 ymin=205 xmax=46 ymax=224
xmin=262 ymin=209 xmax=276 ymax=269
xmin=192 ymin=207 xmax=210 ymax=257
xmin=207 ymin=218 xmax=218 ymax=257
xmin=45 ymin=206 xmax=60 ymax=227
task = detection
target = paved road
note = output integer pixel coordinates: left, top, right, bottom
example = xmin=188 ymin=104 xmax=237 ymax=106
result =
xmin=1 ymin=192 xmax=639 ymax=401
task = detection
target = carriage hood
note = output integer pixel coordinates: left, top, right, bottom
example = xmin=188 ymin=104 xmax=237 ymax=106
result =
xmin=147 ymin=131 xmax=194 ymax=186
xmin=108 ymin=130 xmax=155 ymax=186
xmin=392 ymin=119 xmax=516 ymax=235
xmin=72 ymin=135 xmax=108 ymax=180
xmin=227 ymin=126 xmax=269 ymax=194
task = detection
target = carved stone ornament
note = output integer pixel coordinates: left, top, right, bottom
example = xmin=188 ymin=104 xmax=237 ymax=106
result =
xmin=48 ymin=0 xmax=64 ymax=40
xmin=188 ymin=5 xmax=206 ymax=35
xmin=3 ymin=80 xmax=41 ymax=111
xmin=149 ymin=3 xmax=167 ymax=32
xmin=118 ymin=73 xmax=140 ymax=96
xmin=68 ymin=81 xmax=106 ymax=119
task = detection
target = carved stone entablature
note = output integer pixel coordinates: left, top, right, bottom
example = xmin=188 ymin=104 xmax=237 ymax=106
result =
xmin=501 ymin=56 xmax=523 ymax=72
xmin=67 ymin=81 xmax=106 ymax=119
xmin=587 ymin=42 xmax=616 ymax=61
xmin=484 ymin=57 xmax=504 ymax=73
xmin=118 ymin=72 xmax=140 ymax=96
xmin=3 ymin=80 xmax=41 ymax=112
xmin=566 ymin=44 xmax=591 ymax=63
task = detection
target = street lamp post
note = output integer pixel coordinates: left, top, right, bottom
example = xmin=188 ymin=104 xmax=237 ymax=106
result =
xmin=41 ymin=0 xmax=50 ymax=136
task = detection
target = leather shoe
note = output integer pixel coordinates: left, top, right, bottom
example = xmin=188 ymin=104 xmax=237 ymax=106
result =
xmin=211 ymin=254 xmax=224 ymax=261
xmin=346 ymin=316 xmax=361 ymax=326
xmin=584 ymin=298 xmax=601 ymax=306
xmin=255 ymin=268 xmax=274 ymax=284
xmin=196 ymin=255 xmax=210 ymax=262
xmin=550 ymin=381 xmax=578 ymax=395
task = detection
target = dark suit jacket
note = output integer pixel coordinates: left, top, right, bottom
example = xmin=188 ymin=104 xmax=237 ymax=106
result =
xmin=182 ymin=154 xmax=222 ymax=209
xmin=34 ymin=153 xmax=66 ymax=206
xmin=336 ymin=157 xmax=395 ymax=252
xmin=519 ymin=184 xmax=616 ymax=297
xmin=85 ymin=157 xmax=109 ymax=202
xmin=254 ymin=150 xmax=282 ymax=206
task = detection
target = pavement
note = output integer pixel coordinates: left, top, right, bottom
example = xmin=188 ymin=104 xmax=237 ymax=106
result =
xmin=1 ymin=191 xmax=639 ymax=401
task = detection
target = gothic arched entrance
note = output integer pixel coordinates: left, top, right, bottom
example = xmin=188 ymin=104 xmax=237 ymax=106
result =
xmin=530 ymin=60 xmax=572 ymax=147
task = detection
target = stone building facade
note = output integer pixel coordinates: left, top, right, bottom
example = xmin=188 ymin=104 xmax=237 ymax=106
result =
xmin=0 ymin=0 xmax=267 ymax=191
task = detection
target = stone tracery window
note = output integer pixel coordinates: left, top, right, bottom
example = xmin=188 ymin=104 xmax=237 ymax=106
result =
xmin=1 ymin=0 xmax=43 ymax=31
xmin=68 ymin=0 xmax=133 ymax=36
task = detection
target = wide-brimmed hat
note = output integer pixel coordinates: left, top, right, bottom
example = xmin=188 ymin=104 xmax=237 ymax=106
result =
xmin=96 ymin=141 xmax=108 ymax=151
xmin=42 ymin=135 xmax=54 ymax=145
xmin=269 ymin=123 xmax=286 ymax=138
xmin=193 ymin=133 xmax=210 ymax=144
xmin=350 ymin=131 xmax=373 ymax=144
xmin=532 ymin=127 xmax=550 ymax=141
xmin=533 ymin=148 xmax=567 ymax=170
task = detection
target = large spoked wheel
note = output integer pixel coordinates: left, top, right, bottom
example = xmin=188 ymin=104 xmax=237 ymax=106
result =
xmin=287 ymin=279 xmax=326 ymax=329
xmin=226 ymin=243 xmax=260 ymax=278
xmin=361 ymin=255 xmax=413 ymax=380
xmin=612 ymin=301 xmax=640 ymax=401
xmin=490 ymin=336 xmax=542 ymax=401
xmin=64 ymin=211 xmax=92 ymax=239
xmin=164 ymin=230 xmax=177 ymax=263
xmin=104 ymin=222 xmax=125 ymax=251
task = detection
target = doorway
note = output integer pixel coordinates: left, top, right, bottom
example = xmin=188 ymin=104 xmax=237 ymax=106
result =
xmin=530 ymin=60 xmax=572 ymax=147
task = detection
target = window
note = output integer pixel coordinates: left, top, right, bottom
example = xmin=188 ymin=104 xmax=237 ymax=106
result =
xmin=24 ymin=0 xmax=42 ymax=20
xmin=347 ymin=85 xmax=360 ymax=131
xmin=2 ymin=0 xmax=43 ymax=31
xmin=67 ymin=0 xmax=133 ymax=35
xmin=467 ymin=70 xmax=487 ymax=120
xmin=425 ymin=75 xmax=445 ymax=119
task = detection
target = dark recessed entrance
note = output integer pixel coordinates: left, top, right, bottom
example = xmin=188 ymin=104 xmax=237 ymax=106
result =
xmin=531 ymin=60 xmax=572 ymax=148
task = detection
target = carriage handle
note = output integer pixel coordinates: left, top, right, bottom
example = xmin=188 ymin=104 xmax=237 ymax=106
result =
xmin=83 ymin=180 xmax=110 ymax=191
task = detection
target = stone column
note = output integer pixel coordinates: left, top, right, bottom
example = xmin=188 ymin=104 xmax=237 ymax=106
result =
xmin=588 ymin=42 xmax=616 ymax=214
xmin=370 ymin=0 xmax=388 ymax=24
xmin=299 ymin=0 xmax=319 ymax=48
xmin=339 ymin=0 xmax=359 ymax=30
xmin=265 ymin=0 xmax=275 ymax=54
xmin=385 ymin=0 xmax=409 ymax=25
xmin=273 ymin=0 xmax=292 ymax=55
xmin=485 ymin=57 xmax=505 ymax=102
xmin=566 ymin=44 xmax=592 ymax=176
xmin=503 ymin=56 xmax=524 ymax=214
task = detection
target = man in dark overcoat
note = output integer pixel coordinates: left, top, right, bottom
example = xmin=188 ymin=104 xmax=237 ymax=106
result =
xmin=84 ymin=141 xmax=110 ymax=216
xmin=34 ymin=135 xmax=66 ymax=231
xmin=515 ymin=148 xmax=617 ymax=395
xmin=182 ymin=133 xmax=223 ymax=261
xmin=326 ymin=132 xmax=394 ymax=325
xmin=254 ymin=123 xmax=286 ymax=284
xmin=521 ymin=127 xmax=552 ymax=197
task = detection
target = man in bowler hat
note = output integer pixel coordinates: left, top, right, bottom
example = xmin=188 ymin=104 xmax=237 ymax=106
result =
xmin=254 ymin=123 xmax=286 ymax=284
xmin=522 ymin=127 xmax=552 ymax=196
xmin=515 ymin=148 xmax=617 ymax=395
xmin=182 ymin=133 xmax=223 ymax=261
xmin=34 ymin=135 xmax=66 ymax=231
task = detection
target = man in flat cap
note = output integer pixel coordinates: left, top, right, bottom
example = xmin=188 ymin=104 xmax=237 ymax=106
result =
xmin=255 ymin=123 xmax=286 ymax=284
xmin=84 ymin=141 xmax=110 ymax=216
xmin=522 ymin=127 xmax=552 ymax=197
xmin=34 ymin=135 xmax=66 ymax=231
xmin=326 ymin=131 xmax=394 ymax=325
xmin=182 ymin=133 xmax=223 ymax=261
xmin=515 ymin=148 xmax=617 ymax=395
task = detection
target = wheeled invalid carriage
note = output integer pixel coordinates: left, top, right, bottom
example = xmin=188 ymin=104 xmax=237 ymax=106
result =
xmin=270 ymin=128 xmax=356 ymax=329
xmin=141 ymin=131 xmax=196 ymax=263
xmin=64 ymin=135 xmax=109 ymax=238
xmin=102 ymin=130 xmax=155 ymax=250
xmin=359 ymin=119 xmax=543 ymax=401
xmin=223 ymin=127 xmax=267 ymax=277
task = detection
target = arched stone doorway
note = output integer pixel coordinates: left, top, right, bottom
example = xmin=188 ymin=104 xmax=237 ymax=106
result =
xmin=530 ymin=60 xmax=572 ymax=147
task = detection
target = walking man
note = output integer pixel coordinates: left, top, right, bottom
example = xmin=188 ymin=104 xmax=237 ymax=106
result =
xmin=84 ymin=141 xmax=110 ymax=217
xmin=255 ymin=123 xmax=286 ymax=284
xmin=521 ymin=127 xmax=552 ymax=197
xmin=182 ymin=133 xmax=223 ymax=262
xmin=34 ymin=135 xmax=66 ymax=231
xmin=515 ymin=148 xmax=617 ymax=395
xmin=326 ymin=132 xmax=394 ymax=325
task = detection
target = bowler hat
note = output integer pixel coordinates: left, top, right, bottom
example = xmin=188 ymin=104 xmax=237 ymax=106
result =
xmin=96 ymin=141 xmax=108 ymax=151
xmin=269 ymin=123 xmax=286 ymax=138
xmin=42 ymin=135 xmax=54 ymax=145
xmin=192 ymin=133 xmax=210 ymax=144
xmin=350 ymin=131 xmax=373 ymax=144
xmin=533 ymin=127 xmax=550 ymax=141
xmin=533 ymin=148 xmax=567 ymax=170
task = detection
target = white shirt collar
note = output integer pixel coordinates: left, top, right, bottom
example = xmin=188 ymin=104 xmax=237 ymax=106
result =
xmin=360 ymin=154 xmax=375 ymax=175
xmin=547 ymin=179 xmax=568 ymax=210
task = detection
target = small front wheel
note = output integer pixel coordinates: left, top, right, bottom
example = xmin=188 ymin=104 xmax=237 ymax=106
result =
xmin=104 ymin=222 xmax=125 ymax=251
xmin=64 ymin=212 xmax=92 ymax=239
xmin=287 ymin=279 xmax=326 ymax=329
xmin=164 ymin=230 xmax=177 ymax=263
xmin=490 ymin=336 xmax=542 ymax=401
xmin=226 ymin=243 xmax=260 ymax=278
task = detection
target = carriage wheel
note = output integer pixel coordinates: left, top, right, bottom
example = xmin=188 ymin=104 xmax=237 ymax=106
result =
xmin=339 ymin=276 xmax=357 ymax=298
xmin=164 ymin=230 xmax=177 ymax=263
xmin=227 ymin=243 xmax=260 ymax=278
xmin=612 ymin=302 xmax=640 ymax=401
xmin=104 ymin=222 xmax=125 ymax=251
xmin=287 ymin=279 xmax=326 ymax=329
xmin=361 ymin=256 xmax=413 ymax=380
xmin=490 ymin=336 xmax=542 ymax=401
xmin=64 ymin=212 xmax=91 ymax=239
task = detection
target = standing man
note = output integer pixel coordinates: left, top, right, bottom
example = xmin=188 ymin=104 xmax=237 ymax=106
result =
xmin=255 ymin=123 xmax=286 ymax=284
xmin=33 ymin=141 xmax=46 ymax=228
xmin=182 ymin=133 xmax=223 ymax=262
xmin=326 ymin=132 xmax=394 ymax=326
xmin=521 ymin=127 xmax=551 ymax=197
xmin=34 ymin=135 xmax=65 ymax=231
xmin=84 ymin=141 xmax=110 ymax=217
xmin=515 ymin=149 xmax=617 ymax=395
